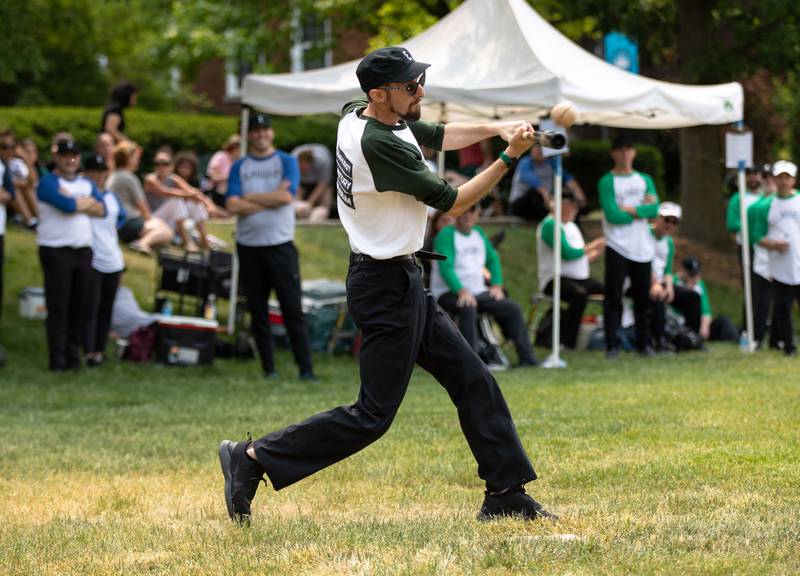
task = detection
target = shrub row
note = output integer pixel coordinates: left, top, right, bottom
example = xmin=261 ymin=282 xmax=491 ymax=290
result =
xmin=0 ymin=106 xmax=665 ymax=205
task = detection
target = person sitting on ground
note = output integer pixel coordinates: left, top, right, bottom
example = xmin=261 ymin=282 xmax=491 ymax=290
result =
xmin=144 ymin=147 xmax=213 ymax=252
xmin=290 ymin=143 xmax=334 ymax=222
xmin=536 ymin=190 xmax=604 ymax=349
xmin=431 ymin=203 xmax=537 ymax=368
xmin=174 ymin=150 xmax=225 ymax=220
xmin=648 ymin=202 xmax=681 ymax=350
xmin=107 ymin=142 xmax=172 ymax=255
xmin=673 ymin=257 xmax=734 ymax=345
xmin=0 ymin=150 xmax=15 ymax=366
xmin=0 ymin=130 xmax=38 ymax=229
xmin=509 ymin=144 xmax=585 ymax=222
xmin=206 ymin=134 xmax=241 ymax=205
xmin=94 ymin=132 xmax=116 ymax=171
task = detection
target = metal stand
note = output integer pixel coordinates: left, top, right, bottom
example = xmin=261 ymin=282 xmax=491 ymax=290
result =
xmin=542 ymin=154 xmax=567 ymax=368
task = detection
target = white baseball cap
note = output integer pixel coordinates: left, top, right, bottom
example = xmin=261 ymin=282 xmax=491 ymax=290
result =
xmin=658 ymin=201 xmax=682 ymax=220
xmin=772 ymin=160 xmax=797 ymax=178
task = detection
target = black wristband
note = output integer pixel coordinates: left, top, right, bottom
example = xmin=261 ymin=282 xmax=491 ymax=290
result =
xmin=499 ymin=151 xmax=518 ymax=170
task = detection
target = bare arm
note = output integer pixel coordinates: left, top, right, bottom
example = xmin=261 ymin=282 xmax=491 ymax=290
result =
xmin=447 ymin=124 xmax=534 ymax=217
xmin=103 ymin=113 xmax=127 ymax=144
xmin=225 ymin=195 xmax=267 ymax=216
xmin=441 ymin=120 xmax=526 ymax=151
xmin=75 ymin=196 xmax=105 ymax=217
xmin=0 ymin=187 xmax=11 ymax=204
xmin=144 ymin=174 xmax=194 ymax=199
xmin=243 ymin=180 xmax=293 ymax=208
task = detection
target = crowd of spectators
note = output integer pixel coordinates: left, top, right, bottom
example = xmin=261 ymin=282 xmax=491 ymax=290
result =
xmin=0 ymin=85 xmax=797 ymax=371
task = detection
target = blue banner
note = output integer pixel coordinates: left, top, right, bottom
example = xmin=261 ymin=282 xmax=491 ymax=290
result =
xmin=604 ymin=32 xmax=639 ymax=74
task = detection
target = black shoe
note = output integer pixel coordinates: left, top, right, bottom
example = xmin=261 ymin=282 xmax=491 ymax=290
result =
xmin=219 ymin=438 xmax=267 ymax=523
xmin=477 ymin=486 xmax=558 ymax=521
xmin=606 ymin=348 xmax=620 ymax=360
xmin=264 ymin=371 xmax=280 ymax=380
xmin=299 ymin=371 xmax=319 ymax=382
xmin=638 ymin=346 xmax=656 ymax=358
xmin=516 ymin=357 xmax=538 ymax=368
xmin=86 ymin=356 xmax=104 ymax=368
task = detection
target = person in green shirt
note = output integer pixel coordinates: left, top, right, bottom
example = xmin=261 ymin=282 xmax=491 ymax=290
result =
xmin=673 ymin=257 xmax=711 ymax=341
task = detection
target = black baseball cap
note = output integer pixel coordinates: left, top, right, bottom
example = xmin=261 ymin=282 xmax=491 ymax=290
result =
xmin=56 ymin=139 xmax=80 ymax=155
xmin=683 ymin=256 xmax=701 ymax=276
xmin=611 ymin=133 xmax=635 ymax=150
xmin=83 ymin=154 xmax=107 ymax=171
xmin=248 ymin=112 xmax=271 ymax=131
xmin=356 ymin=47 xmax=430 ymax=93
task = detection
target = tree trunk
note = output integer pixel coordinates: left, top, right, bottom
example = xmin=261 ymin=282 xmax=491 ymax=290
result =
xmin=678 ymin=125 xmax=729 ymax=249
xmin=676 ymin=0 xmax=730 ymax=250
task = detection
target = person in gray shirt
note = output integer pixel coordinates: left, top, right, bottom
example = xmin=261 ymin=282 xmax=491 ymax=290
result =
xmin=226 ymin=113 xmax=314 ymax=380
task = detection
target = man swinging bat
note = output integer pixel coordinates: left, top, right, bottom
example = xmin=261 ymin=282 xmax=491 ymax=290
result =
xmin=219 ymin=47 xmax=564 ymax=524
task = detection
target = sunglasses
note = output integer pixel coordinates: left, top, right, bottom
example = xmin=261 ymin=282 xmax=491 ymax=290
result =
xmin=0 ymin=143 xmax=14 ymax=150
xmin=382 ymin=71 xmax=426 ymax=95
xmin=155 ymin=159 xmax=172 ymax=166
xmin=664 ymin=217 xmax=679 ymax=225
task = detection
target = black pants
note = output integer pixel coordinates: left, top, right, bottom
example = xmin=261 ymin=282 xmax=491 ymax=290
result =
xmin=752 ymin=272 xmax=774 ymax=345
xmin=252 ymin=258 xmax=536 ymax=492
xmin=39 ymin=246 xmax=93 ymax=370
xmin=544 ymin=277 xmax=604 ymax=349
xmin=84 ymin=269 xmax=122 ymax=355
xmin=603 ymin=247 xmax=651 ymax=351
xmin=0 ymin=234 xmax=4 ymax=320
xmin=510 ymin=189 xmax=549 ymax=222
xmin=237 ymin=241 xmax=313 ymax=375
xmin=772 ymin=281 xmax=800 ymax=353
xmin=651 ymin=284 xmax=702 ymax=340
xmin=437 ymin=291 xmax=535 ymax=363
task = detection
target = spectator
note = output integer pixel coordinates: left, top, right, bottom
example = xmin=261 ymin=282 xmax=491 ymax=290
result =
xmin=421 ymin=210 xmax=455 ymax=286
xmin=509 ymin=144 xmax=585 ymax=222
xmin=672 ymin=257 xmax=712 ymax=343
xmin=291 ymin=143 xmax=334 ymax=222
xmin=36 ymin=139 xmax=105 ymax=371
xmin=536 ymin=191 xmax=604 ymax=349
xmin=101 ymin=83 xmax=138 ymax=144
xmin=749 ymin=160 xmax=800 ymax=356
xmin=0 ymin=150 xmax=15 ymax=367
xmin=94 ymin=132 xmax=116 ymax=171
xmin=46 ymin=132 xmax=74 ymax=172
xmin=648 ymin=202 xmax=686 ymax=351
xmin=107 ymin=142 xmax=172 ymax=256
xmin=82 ymin=154 xmax=125 ymax=367
xmin=0 ymin=131 xmax=37 ymax=229
xmin=206 ymin=134 xmax=241 ymax=204
xmin=457 ymin=139 xmax=493 ymax=177
xmin=20 ymin=138 xmax=46 ymax=180
xmin=144 ymin=147 xmax=213 ymax=252
xmin=225 ymin=112 xmax=315 ymax=380
xmin=431 ymin=203 xmax=537 ymax=368
xmin=599 ymin=134 xmax=660 ymax=358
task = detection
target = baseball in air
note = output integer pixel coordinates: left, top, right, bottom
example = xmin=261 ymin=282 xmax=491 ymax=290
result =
xmin=551 ymin=101 xmax=577 ymax=128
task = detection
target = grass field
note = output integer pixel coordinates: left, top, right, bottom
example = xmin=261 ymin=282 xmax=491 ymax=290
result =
xmin=1 ymin=223 xmax=799 ymax=575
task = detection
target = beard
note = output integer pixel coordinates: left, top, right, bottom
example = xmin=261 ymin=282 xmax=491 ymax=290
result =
xmin=401 ymin=101 xmax=422 ymax=122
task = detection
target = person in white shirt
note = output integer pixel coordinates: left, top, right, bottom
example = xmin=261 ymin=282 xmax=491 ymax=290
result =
xmin=37 ymin=139 xmax=105 ymax=371
xmin=536 ymin=191 xmax=604 ymax=348
xmin=83 ymin=154 xmax=126 ymax=367
xmin=598 ymin=135 xmax=660 ymax=358
xmin=291 ymin=143 xmax=334 ymax=222
xmin=748 ymin=160 xmax=800 ymax=355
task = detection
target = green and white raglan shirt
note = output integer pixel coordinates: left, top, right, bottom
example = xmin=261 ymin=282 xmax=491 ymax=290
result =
xmin=726 ymin=189 xmax=763 ymax=245
xmin=598 ymin=170 xmax=659 ymax=263
xmin=336 ymin=100 xmax=458 ymax=259
xmin=650 ymin=226 xmax=674 ymax=283
xmin=430 ymin=225 xmax=502 ymax=299
xmin=536 ymin=216 xmax=589 ymax=291
xmin=673 ymin=277 xmax=712 ymax=320
xmin=748 ymin=190 xmax=800 ymax=285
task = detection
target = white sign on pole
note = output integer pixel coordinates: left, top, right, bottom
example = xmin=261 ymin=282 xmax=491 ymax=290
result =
xmin=539 ymin=118 xmax=569 ymax=158
xmin=725 ymin=131 xmax=753 ymax=169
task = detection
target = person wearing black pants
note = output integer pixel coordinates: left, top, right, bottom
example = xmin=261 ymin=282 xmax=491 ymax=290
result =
xmin=772 ymin=282 xmax=800 ymax=354
xmin=37 ymin=139 xmax=105 ymax=371
xmin=598 ymin=136 xmax=660 ymax=357
xmin=237 ymin=242 xmax=312 ymax=377
xmin=544 ymin=277 xmax=604 ymax=349
xmin=219 ymin=47 xmax=554 ymax=524
xmin=604 ymin=247 xmax=652 ymax=353
xmin=225 ymin=113 xmax=315 ymax=380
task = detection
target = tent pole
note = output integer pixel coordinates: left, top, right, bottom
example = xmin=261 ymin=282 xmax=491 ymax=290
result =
xmin=437 ymin=103 xmax=446 ymax=178
xmin=737 ymin=155 xmax=755 ymax=352
xmin=227 ymin=106 xmax=250 ymax=335
xmin=543 ymin=154 xmax=566 ymax=368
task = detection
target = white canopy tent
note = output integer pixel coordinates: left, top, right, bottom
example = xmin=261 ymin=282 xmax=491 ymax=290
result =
xmin=233 ymin=0 xmax=751 ymax=356
xmin=242 ymin=0 xmax=743 ymax=127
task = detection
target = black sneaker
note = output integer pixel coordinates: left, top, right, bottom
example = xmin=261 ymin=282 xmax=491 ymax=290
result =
xmin=477 ymin=486 xmax=558 ymax=521
xmin=219 ymin=438 xmax=267 ymax=523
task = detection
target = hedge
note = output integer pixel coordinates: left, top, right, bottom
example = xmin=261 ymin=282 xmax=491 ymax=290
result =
xmin=0 ymin=107 xmax=339 ymax=170
xmin=0 ymin=106 xmax=665 ymax=205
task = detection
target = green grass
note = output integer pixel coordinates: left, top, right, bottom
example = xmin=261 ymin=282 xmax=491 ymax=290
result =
xmin=1 ymin=224 xmax=799 ymax=575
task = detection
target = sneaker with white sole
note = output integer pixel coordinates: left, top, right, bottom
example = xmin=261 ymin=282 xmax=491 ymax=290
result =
xmin=477 ymin=485 xmax=558 ymax=521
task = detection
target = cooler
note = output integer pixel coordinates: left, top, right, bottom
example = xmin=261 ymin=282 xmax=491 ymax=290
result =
xmin=155 ymin=315 xmax=218 ymax=366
